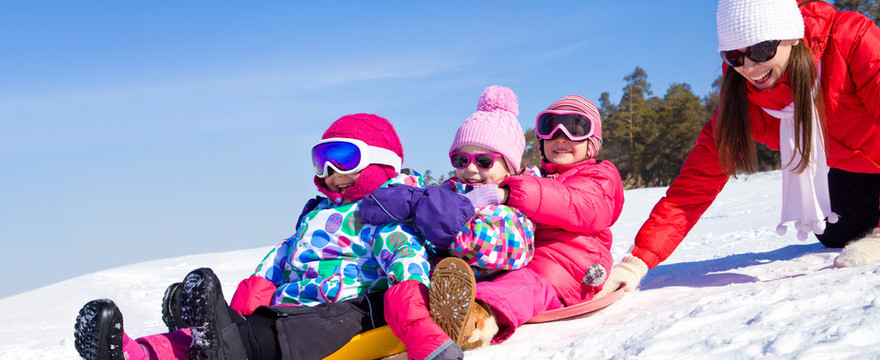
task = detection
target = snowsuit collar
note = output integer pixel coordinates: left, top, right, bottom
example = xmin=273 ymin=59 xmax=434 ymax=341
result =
xmin=540 ymin=158 xmax=598 ymax=175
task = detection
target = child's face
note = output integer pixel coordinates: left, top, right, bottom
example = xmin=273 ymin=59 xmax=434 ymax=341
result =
xmin=324 ymin=170 xmax=362 ymax=203
xmin=542 ymin=133 xmax=589 ymax=165
xmin=453 ymin=144 xmax=510 ymax=185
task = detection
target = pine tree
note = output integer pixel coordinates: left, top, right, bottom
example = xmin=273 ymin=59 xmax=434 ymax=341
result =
xmin=614 ymin=67 xmax=653 ymax=187
xmin=647 ymin=83 xmax=706 ymax=186
xmin=522 ymin=128 xmax=542 ymax=168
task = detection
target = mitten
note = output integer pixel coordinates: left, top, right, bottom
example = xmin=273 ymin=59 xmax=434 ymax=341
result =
xmin=411 ymin=187 xmax=474 ymax=250
xmin=229 ymin=276 xmax=277 ymax=316
xmin=362 ymin=185 xmax=474 ymax=251
xmin=384 ymin=280 xmax=463 ymax=360
xmin=595 ymin=255 xmax=648 ymax=298
xmin=461 ymin=184 xmax=502 ymax=209
xmin=360 ymin=185 xmax=420 ymax=224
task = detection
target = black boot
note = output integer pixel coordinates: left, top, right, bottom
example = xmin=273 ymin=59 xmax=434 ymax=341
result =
xmin=161 ymin=282 xmax=186 ymax=332
xmin=180 ymin=267 xmax=249 ymax=360
xmin=74 ymin=299 xmax=125 ymax=360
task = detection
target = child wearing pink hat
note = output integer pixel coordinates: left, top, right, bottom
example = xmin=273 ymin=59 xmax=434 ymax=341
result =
xmin=442 ymin=85 xmax=539 ymax=276
xmin=430 ymin=94 xmax=625 ymax=350
xmin=73 ymin=114 xmax=464 ymax=360
xmin=359 ymin=85 xmax=540 ymax=351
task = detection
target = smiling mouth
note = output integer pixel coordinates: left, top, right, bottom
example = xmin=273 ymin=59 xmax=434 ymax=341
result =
xmin=466 ymin=178 xmax=485 ymax=184
xmin=336 ymin=183 xmax=353 ymax=192
xmin=751 ymin=69 xmax=772 ymax=83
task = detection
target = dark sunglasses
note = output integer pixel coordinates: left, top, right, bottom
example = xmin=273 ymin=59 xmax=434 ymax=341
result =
xmin=720 ymin=40 xmax=781 ymax=67
xmin=449 ymin=152 xmax=503 ymax=170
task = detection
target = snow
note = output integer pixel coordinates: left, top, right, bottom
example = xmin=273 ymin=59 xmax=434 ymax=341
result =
xmin=2 ymin=170 xmax=879 ymax=359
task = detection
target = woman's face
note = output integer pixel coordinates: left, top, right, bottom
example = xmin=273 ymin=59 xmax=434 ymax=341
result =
xmin=453 ymin=144 xmax=511 ymax=185
xmin=732 ymin=39 xmax=798 ymax=90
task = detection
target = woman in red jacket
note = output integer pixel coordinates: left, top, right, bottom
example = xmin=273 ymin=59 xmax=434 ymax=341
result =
xmin=601 ymin=0 xmax=880 ymax=295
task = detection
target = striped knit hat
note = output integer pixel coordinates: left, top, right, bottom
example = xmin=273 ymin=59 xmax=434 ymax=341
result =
xmin=539 ymin=95 xmax=603 ymax=158
xmin=716 ymin=0 xmax=804 ymax=51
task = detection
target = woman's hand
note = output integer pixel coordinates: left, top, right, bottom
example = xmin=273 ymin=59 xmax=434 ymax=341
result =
xmin=596 ymin=255 xmax=648 ymax=298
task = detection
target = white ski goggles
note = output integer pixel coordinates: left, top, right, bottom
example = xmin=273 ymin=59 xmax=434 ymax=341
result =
xmin=311 ymin=138 xmax=402 ymax=178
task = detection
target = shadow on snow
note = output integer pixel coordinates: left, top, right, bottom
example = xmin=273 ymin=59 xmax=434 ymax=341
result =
xmin=639 ymin=243 xmax=831 ymax=290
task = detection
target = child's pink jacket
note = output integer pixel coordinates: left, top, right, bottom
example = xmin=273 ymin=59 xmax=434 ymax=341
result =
xmin=501 ymin=158 xmax=624 ymax=305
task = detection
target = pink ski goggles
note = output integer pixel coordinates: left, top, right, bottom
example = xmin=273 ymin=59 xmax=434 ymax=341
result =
xmin=535 ymin=110 xmax=600 ymax=141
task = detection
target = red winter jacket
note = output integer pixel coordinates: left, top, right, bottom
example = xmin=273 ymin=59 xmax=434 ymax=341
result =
xmin=632 ymin=2 xmax=880 ymax=269
xmin=502 ymin=158 xmax=625 ymax=305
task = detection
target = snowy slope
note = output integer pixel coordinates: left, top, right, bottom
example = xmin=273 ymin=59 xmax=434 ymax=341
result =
xmin=2 ymin=171 xmax=879 ymax=359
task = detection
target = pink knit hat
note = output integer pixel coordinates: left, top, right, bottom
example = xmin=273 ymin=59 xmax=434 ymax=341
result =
xmin=449 ymin=85 xmax=525 ymax=173
xmin=313 ymin=113 xmax=404 ymax=204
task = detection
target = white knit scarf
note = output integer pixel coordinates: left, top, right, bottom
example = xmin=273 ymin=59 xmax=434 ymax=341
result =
xmin=761 ymin=66 xmax=838 ymax=240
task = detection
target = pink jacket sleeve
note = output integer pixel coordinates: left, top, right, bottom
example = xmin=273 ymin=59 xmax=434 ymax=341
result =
xmin=384 ymin=280 xmax=456 ymax=360
xmin=502 ymin=161 xmax=624 ymax=234
xmin=229 ymin=276 xmax=277 ymax=316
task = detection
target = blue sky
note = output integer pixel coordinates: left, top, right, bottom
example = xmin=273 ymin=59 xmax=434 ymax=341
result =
xmin=0 ymin=1 xmax=721 ymax=299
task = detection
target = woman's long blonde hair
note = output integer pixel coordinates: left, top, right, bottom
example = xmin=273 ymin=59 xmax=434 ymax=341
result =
xmin=715 ymin=40 xmax=826 ymax=176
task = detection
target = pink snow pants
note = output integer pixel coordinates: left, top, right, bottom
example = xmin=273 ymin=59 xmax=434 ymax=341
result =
xmin=475 ymin=267 xmax=563 ymax=343
xmin=122 ymin=328 xmax=192 ymax=360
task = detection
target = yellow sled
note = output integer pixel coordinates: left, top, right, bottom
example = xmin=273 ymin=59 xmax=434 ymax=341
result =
xmin=323 ymin=325 xmax=406 ymax=360
xmin=323 ymin=284 xmax=627 ymax=359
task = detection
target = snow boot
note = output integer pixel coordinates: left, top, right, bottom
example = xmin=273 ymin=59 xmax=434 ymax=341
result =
xmin=75 ymin=299 xmax=150 ymax=360
xmin=429 ymin=257 xmax=485 ymax=347
xmin=180 ymin=267 xmax=248 ymax=360
xmin=161 ymin=281 xmax=186 ymax=332
xmin=459 ymin=300 xmax=498 ymax=349
xmin=834 ymin=228 xmax=880 ymax=267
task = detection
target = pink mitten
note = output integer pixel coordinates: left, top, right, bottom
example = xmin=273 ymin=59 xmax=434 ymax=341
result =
xmin=229 ymin=276 xmax=277 ymax=315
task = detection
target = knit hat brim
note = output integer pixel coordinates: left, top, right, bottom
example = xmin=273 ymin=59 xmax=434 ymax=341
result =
xmin=716 ymin=0 xmax=805 ymax=51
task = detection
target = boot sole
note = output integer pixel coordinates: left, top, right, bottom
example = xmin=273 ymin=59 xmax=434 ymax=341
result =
xmin=181 ymin=268 xmax=248 ymax=360
xmin=161 ymin=282 xmax=182 ymax=332
xmin=74 ymin=299 xmax=124 ymax=360
xmin=181 ymin=269 xmax=223 ymax=360
xmin=429 ymin=257 xmax=477 ymax=345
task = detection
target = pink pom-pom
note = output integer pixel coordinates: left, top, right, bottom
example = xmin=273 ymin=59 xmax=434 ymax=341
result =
xmin=477 ymin=85 xmax=518 ymax=116
xmin=776 ymin=224 xmax=787 ymax=236
xmin=828 ymin=212 xmax=839 ymax=224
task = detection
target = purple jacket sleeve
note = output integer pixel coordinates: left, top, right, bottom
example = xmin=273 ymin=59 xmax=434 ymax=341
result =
xmin=361 ymin=185 xmax=475 ymax=250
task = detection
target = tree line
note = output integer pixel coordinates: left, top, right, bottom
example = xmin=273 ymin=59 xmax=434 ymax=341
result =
xmin=519 ymin=68 xmax=780 ymax=189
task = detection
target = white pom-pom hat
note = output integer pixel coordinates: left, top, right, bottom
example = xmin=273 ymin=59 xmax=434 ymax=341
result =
xmin=450 ymin=85 xmax=525 ymax=173
xmin=716 ymin=0 xmax=805 ymax=51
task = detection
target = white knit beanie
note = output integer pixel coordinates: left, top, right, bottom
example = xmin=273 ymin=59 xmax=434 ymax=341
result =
xmin=716 ymin=0 xmax=805 ymax=51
